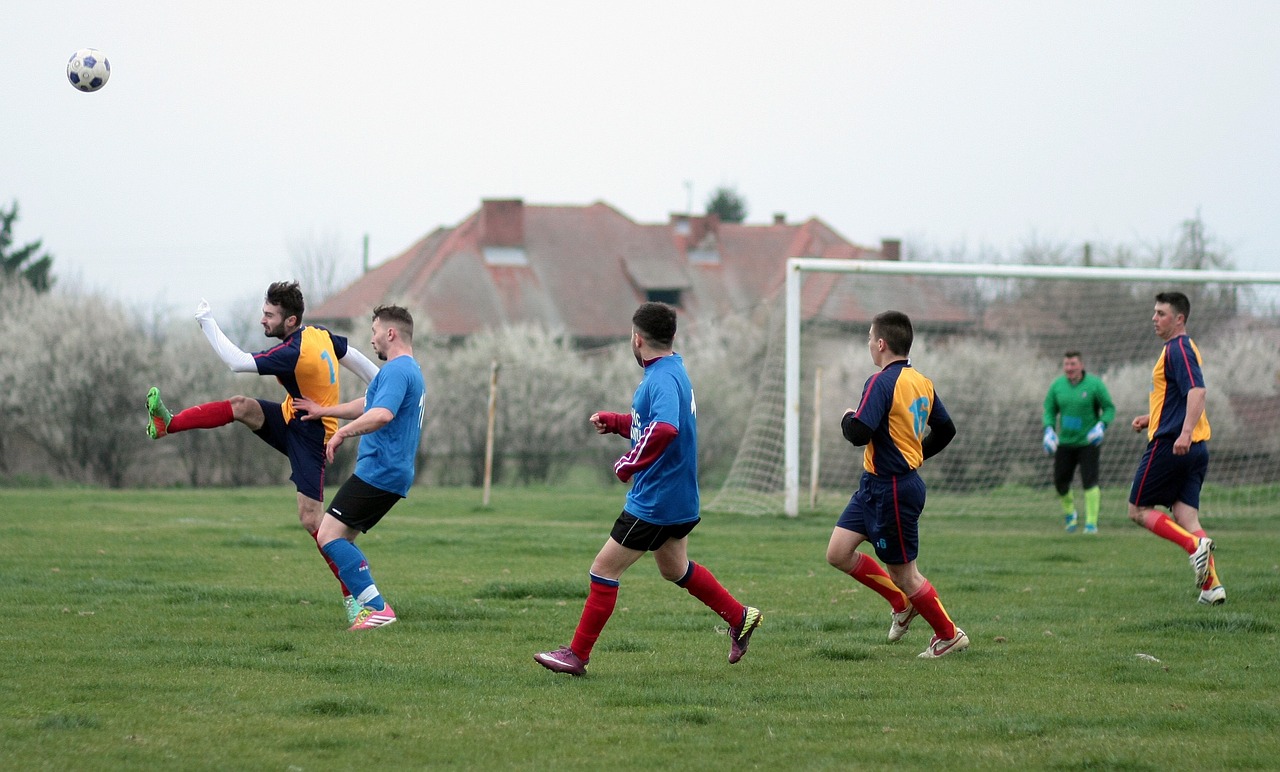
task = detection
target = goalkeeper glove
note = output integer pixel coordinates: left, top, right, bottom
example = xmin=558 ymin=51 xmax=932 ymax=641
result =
xmin=1043 ymin=427 xmax=1058 ymax=455
xmin=1087 ymin=421 xmax=1105 ymax=446
xmin=194 ymin=298 xmax=214 ymax=325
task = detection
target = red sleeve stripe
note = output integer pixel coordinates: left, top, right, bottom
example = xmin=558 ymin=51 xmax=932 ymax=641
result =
xmin=614 ymin=421 xmax=678 ymax=479
xmin=1174 ymin=338 xmax=1200 ymax=385
xmin=853 ymin=371 xmax=883 ymax=419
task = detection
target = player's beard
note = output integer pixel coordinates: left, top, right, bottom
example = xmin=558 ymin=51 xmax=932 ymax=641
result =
xmin=263 ymin=321 xmax=287 ymax=339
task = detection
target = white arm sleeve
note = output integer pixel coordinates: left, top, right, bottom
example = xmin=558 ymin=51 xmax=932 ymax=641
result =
xmin=198 ymin=317 xmax=258 ymax=373
xmin=340 ymin=346 xmax=379 ymax=384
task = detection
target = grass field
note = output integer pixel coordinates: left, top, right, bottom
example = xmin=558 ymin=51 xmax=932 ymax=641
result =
xmin=2 ymin=484 xmax=1277 ymax=770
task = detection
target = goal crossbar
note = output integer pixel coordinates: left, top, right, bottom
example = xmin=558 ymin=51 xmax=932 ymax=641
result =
xmin=783 ymin=258 xmax=1280 ymax=516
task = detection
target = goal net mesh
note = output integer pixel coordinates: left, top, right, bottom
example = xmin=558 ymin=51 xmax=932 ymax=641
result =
xmin=708 ymin=266 xmax=1280 ymax=518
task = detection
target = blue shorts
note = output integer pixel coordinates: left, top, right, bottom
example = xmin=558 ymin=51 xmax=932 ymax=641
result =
xmin=835 ymin=470 xmax=925 ymax=565
xmin=1129 ymin=438 xmax=1208 ymax=510
xmin=252 ymin=399 xmax=327 ymax=503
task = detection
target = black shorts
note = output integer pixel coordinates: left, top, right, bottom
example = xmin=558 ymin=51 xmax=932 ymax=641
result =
xmin=1053 ymin=444 xmax=1101 ymax=493
xmin=325 ymin=474 xmax=402 ymax=533
xmin=609 ymin=511 xmax=699 ymax=551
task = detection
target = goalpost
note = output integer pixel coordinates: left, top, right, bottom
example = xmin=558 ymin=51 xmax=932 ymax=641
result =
xmin=709 ymin=259 xmax=1280 ymax=517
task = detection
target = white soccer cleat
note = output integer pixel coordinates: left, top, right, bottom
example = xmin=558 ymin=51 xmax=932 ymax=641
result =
xmin=918 ymin=628 xmax=970 ymax=659
xmin=888 ymin=606 xmax=919 ymax=643
xmin=1189 ymin=537 xmax=1215 ymax=588
xmin=1198 ymin=585 xmax=1226 ymax=606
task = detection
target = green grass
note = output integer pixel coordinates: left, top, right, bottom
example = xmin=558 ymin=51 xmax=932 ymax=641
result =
xmin=2 ymin=485 xmax=1277 ymax=770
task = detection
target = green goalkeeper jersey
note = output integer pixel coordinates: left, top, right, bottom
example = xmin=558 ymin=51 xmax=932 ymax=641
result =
xmin=1043 ymin=372 xmax=1116 ymax=447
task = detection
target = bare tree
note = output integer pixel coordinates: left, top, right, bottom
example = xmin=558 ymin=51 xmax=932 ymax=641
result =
xmin=287 ymin=229 xmax=358 ymax=305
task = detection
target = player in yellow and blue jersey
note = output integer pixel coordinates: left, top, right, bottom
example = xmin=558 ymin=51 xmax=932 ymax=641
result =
xmin=1127 ymin=291 xmax=1224 ymax=605
xmin=144 ymin=281 xmax=380 ymax=623
xmin=825 ymin=310 xmax=967 ymax=658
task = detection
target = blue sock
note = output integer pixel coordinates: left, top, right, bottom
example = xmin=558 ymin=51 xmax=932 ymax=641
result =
xmin=321 ymin=539 xmax=384 ymax=611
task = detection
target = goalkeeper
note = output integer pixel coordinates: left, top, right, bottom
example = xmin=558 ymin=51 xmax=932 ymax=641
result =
xmin=1042 ymin=350 xmax=1116 ymax=533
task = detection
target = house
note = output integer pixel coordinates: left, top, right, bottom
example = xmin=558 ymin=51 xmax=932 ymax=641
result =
xmin=310 ymin=198 xmax=972 ymax=344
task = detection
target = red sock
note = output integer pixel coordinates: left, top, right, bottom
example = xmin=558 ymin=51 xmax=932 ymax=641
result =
xmin=1142 ymin=511 xmax=1197 ymax=553
xmin=849 ymin=553 xmax=909 ymax=613
xmin=570 ymin=576 xmax=618 ymax=661
xmin=677 ymin=562 xmax=746 ymax=627
xmin=908 ymin=580 xmax=957 ymax=641
xmin=311 ymin=531 xmax=351 ymax=597
xmin=168 ymin=400 xmax=234 ymax=433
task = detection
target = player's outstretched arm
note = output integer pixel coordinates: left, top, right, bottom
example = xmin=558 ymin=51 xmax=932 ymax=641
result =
xmin=339 ymin=347 xmax=379 ymax=383
xmin=195 ymin=299 xmax=256 ymax=374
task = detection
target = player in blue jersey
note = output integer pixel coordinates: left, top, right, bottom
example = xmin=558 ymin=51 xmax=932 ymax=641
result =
xmin=144 ymin=281 xmax=380 ymax=622
xmin=535 ymin=302 xmax=762 ymax=675
xmin=295 ymin=305 xmax=425 ymax=630
xmin=825 ymin=310 xmax=966 ymax=658
xmin=1127 ymin=292 xmax=1223 ymax=605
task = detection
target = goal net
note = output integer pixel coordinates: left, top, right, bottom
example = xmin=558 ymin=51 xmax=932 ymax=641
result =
xmin=708 ymin=260 xmax=1280 ymax=518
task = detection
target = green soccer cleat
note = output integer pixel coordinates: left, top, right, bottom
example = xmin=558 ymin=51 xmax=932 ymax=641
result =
xmin=146 ymin=387 xmax=173 ymax=439
xmin=344 ymin=596 xmax=360 ymax=625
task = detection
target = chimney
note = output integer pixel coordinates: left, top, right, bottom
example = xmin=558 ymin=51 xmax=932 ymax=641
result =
xmin=670 ymin=213 xmax=692 ymax=237
xmin=773 ymin=213 xmax=786 ymax=225
xmin=880 ymin=238 xmax=901 ymax=261
xmin=480 ymin=198 xmax=524 ymax=246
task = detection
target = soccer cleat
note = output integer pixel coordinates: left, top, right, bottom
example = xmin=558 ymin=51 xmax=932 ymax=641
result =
xmin=534 ymin=646 xmax=588 ymax=676
xmin=348 ymin=602 xmax=396 ymax=631
xmin=918 ymin=628 xmax=970 ymax=659
xmin=145 ymin=387 xmax=173 ymax=439
xmin=888 ymin=605 xmax=919 ymax=643
xmin=728 ymin=606 xmax=763 ymax=664
xmin=1083 ymin=524 xmax=1099 ymax=535
xmin=1198 ymin=585 xmax=1226 ymax=606
xmin=1064 ymin=511 xmax=1078 ymax=533
xmin=344 ymin=596 xmax=359 ymax=625
xmin=1189 ymin=537 xmax=1215 ymax=588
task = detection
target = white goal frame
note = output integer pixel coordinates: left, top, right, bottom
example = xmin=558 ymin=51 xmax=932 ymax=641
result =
xmin=783 ymin=258 xmax=1280 ymax=516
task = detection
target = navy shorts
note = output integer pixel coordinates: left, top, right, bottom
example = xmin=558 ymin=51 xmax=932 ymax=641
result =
xmin=835 ymin=470 xmax=925 ymax=565
xmin=252 ymin=399 xmax=327 ymax=503
xmin=326 ymin=474 xmax=402 ymax=533
xmin=609 ymin=511 xmax=699 ymax=551
xmin=1129 ymin=438 xmax=1208 ymax=510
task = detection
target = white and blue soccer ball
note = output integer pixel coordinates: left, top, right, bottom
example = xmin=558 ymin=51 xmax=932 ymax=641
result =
xmin=67 ymin=48 xmax=110 ymax=92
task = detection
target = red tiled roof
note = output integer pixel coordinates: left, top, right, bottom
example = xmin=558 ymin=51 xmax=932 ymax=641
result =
xmin=311 ymin=199 xmax=973 ymax=339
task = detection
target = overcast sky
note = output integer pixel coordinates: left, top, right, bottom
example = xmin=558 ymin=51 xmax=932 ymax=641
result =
xmin=5 ymin=1 xmax=1278 ymax=314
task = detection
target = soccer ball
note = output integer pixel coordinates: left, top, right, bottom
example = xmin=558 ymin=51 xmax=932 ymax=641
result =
xmin=67 ymin=48 xmax=110 ymax=92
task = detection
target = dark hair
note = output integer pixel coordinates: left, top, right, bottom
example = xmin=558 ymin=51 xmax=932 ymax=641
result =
xmin=1063 ymin=350 xmax=1082 ymax=360
xmin=871 ymin=310 xmax=913 ymax=356
xmin=1155 ymin=291 xmax=1191 ymax=322
xmin=266 ymin=281 xmax=305 ymax=324
xmin=373 ymin=304 xmax=414 ymax=340
xmin=632 ymin=302 xmax=677 ymax=349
